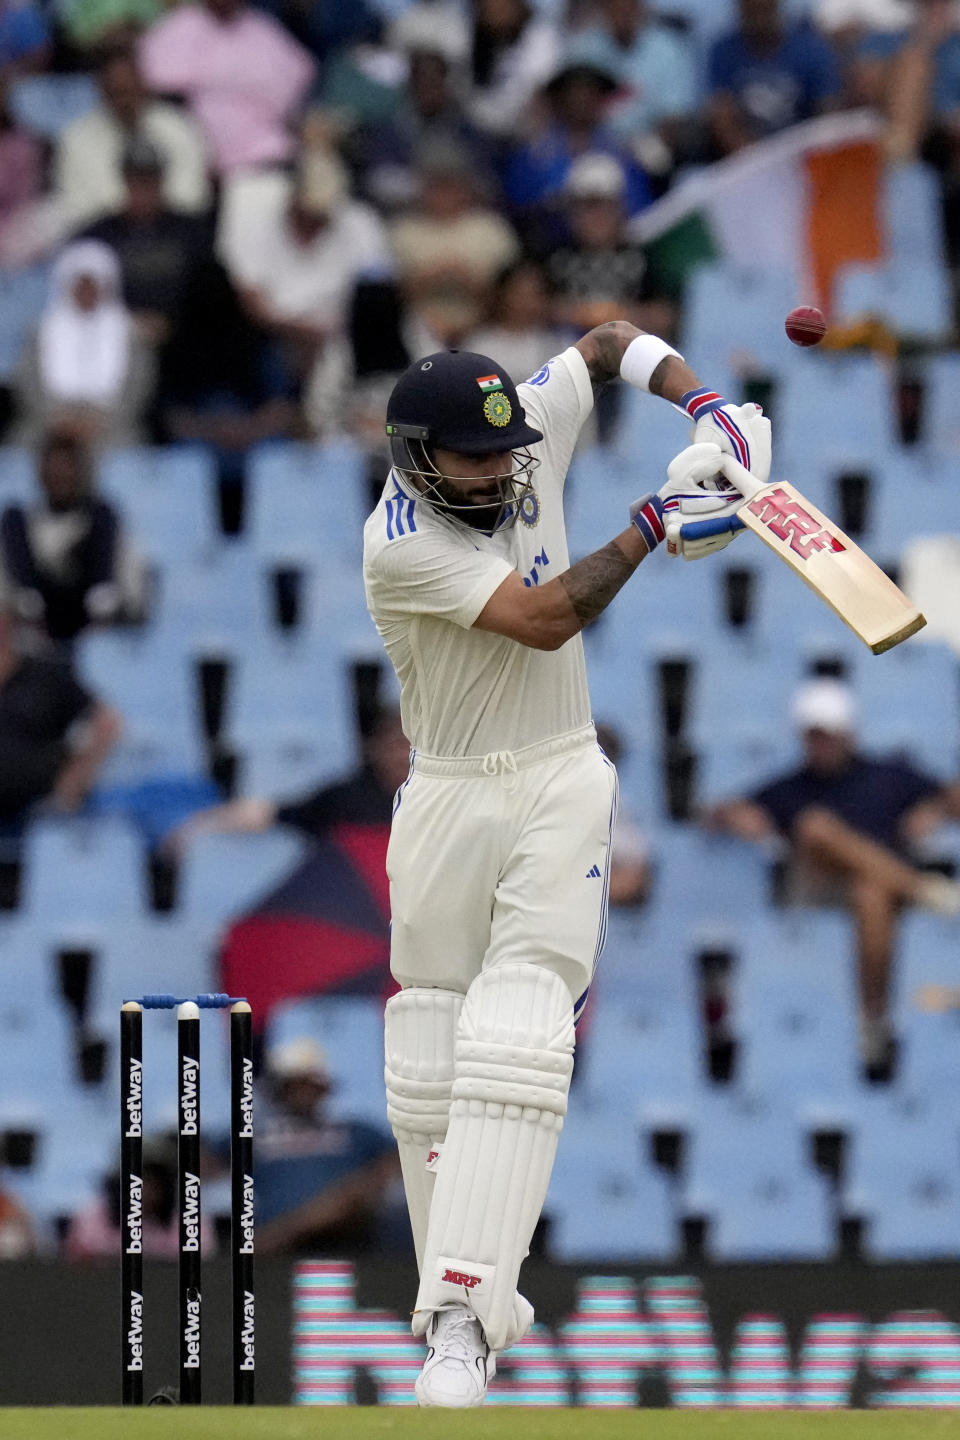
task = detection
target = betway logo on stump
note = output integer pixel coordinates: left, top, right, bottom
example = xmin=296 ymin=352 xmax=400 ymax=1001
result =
xmin=126 ymin=1290 xmax=143 ymax=1370
xmin=183 ymin=1293 xmax=201 ymax=1368
xmin=125 ymin=1173 xmax=143 ymax=1254
xmin=238 ymin=1173 xmax=254 ymax=1255
xmin=125 ymin=1058 xmax=142 ymax=1137
xmin=238 ymin=1056 xmax=253 ymax=1139
xmin=180 ymin=1055 xmax=199 ymax=1134
xmin=239 ymin=1290 xmax=255 ymax=1371
xmin=181 ymin=1171 xmax=201 ymax=1251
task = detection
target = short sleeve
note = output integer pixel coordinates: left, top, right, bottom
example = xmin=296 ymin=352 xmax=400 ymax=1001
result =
xmin=517 ymin=346 xmax=594 ymax=494
xmin=370 ymin=527 xmax=514 ymax=628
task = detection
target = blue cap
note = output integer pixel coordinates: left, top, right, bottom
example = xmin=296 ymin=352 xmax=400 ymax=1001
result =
xmin=386 ymin=350 xmax=543 ymax=456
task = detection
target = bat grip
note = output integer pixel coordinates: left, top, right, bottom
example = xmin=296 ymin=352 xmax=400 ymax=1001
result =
xmin=719 ymin=453 xmax=767 ymax=504
xmin=680 ymin=515 xmax=745 ymax=539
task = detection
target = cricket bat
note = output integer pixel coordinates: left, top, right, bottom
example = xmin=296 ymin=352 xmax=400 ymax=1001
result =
xmin=716 ymin=455 xmax=926 ymax=655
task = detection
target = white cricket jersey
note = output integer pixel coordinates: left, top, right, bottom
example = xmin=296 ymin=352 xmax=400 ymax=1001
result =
xmin=363 ymin=346 xmax=595 ymax=758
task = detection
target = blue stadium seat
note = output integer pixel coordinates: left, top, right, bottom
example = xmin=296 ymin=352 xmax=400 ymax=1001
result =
xmin=547 ymin=1104 xmax=677 ymax=1260
xmin=266 ymin=993 xmax=387 ymax=1126
xmin=732 ymin=912 xmax=861 ymax=1125
xmin=582 ymin=920 xmax=706 ymax=1127
xmin=682 ymin=1091 xmax=835 ymax=1260
xmin=178 ymin=828 xmax=306 ymax=929
xmin=843 ymin=1091 xmax=960 ymax=1259
xmin=891 ymin=911 xmax=960 ymax=1093
xmin=0 ymin=447 xmax=36 ymax=505
xmin=8 ymin=74 xmax=97 ymax=137
xmin=246 ymin=439 xmax=368 ymax=569
xmin=224 ymin=639 xmax=356 ymax=782
xmin=98 ymin=446 xmax=219 ymax=567
xmin=151 ymin=543 xmax=270 ymax=655
xmin=681 ymin=264 xmax=798 ymax=378
xmin=75 ymin=628 xmax=207 ymax=781
xmin=235 ymin=737 xmax=351 ymax=803
xmin=776 ymin=353 xmax=897 ymax=468
xmin=0 ymin=921 xmax=76 ymax=1103
xmin=298 ymin=562 xmax=384 ymax=663
xmin=653 ymin=825 xmax=773 ymax=926
xmin=835 ymin=260 xmax=952 ymax=345
xmin=850 ymin=637 xmax=959 ymax=776
xmin=0 ymin=265 xmax=51 ymax=381
xmin=868 ymin=454 xmax=959 ymax=560
xmin=919 ymin=353 xmax=960 ymax=456
xmin=17 ymin=1091 xmax=116 ymax=1225
xmin=20 ymin=816 xmax=149 ymax=922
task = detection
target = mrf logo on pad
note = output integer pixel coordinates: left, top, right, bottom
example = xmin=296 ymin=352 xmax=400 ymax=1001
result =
xmin=442 ymin=1269 xmax=483 ymax=1290
xmin=747 ymin=487 xmax=846 ymax=561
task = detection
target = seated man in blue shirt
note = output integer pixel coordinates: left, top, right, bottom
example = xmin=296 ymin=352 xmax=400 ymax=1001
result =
xmin=707 ymin=679 xmax=960 ymax=1076
xmin=255 ymin=1037 xmax=397 ymax=1255
xmin=708 ymin=0 xmax=844 ymax=155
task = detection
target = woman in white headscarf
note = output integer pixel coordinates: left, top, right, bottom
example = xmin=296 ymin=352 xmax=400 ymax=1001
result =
xmin=13 ymin=239 xmax=155 ymax=447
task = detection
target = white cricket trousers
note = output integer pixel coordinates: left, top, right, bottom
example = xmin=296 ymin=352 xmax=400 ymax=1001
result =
xmin=387 ymin=724 xmax=618 ymax=1011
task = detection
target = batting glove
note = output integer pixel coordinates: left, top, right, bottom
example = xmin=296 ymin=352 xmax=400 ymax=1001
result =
xmin=680 ymin=391 xmax=772 ymax=488
xmin=630 ymin=442 xmax=744 ymax=558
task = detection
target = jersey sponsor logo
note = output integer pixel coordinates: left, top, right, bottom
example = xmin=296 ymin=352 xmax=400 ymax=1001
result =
xmin=442 ymin=1268 xmax=483 ymax=1289
xmin=586 ymin=864 xmax=602 ymax=878
xmin=522 ymin=548 xmax=549 ymax=587
xmin=483 ymin=392 xmax=512 ymax=427
xmin=525 ymin=363 xmax=550 ymax=387
xmin=747 ymin=488 xmax=845 ymax=560
xmin=519 ymin=492 xmax=540 ymax=527
xmin=386 ymin=485 xmax=417 ymax=541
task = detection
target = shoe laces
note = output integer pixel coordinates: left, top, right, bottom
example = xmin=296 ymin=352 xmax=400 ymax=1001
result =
xmin=434 ymin=1306 xmax=484 ymax=1363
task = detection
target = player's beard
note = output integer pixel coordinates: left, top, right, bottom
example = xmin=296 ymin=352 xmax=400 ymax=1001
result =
xmin=431 ymin=475 xmax=506 ymax=533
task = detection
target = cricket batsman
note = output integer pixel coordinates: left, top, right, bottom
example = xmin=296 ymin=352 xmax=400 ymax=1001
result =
xmin=362 ymin=322 xmax=771 ymax=1406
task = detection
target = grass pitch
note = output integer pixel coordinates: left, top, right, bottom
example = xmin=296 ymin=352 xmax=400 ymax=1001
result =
xmin=2 ymin=1411 xmax=959 ymax=1440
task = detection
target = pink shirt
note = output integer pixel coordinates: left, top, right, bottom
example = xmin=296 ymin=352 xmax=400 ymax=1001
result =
xmin=139 ymin=4 xmax=316 ymax=174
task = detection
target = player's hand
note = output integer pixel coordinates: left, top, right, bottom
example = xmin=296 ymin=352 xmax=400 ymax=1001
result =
xmin=630 ymin=442 xmax=744 ymax=556
xmin=693 ymin=401 xmax=771 ymax=487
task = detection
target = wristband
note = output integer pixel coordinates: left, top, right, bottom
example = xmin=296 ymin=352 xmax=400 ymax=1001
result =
xmin=629 ymin=491 xmax=666 ymax=552
xmin=680 ymin=387 xmax=752 ymax=469
xmin=619 ymin=334 xmax=683 ymax=392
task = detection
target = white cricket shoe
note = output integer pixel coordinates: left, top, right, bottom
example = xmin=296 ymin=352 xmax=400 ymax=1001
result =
xmin=415 ymin=1305 xmax=494 ymax=1407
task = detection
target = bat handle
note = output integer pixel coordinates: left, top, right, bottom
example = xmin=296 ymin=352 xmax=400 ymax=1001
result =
xmin=719 ymin=453 xmax=767 ymax=505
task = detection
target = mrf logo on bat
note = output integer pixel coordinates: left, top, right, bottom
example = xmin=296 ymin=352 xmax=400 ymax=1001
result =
xmin=747 ymin=487 xmax=846 ymax=561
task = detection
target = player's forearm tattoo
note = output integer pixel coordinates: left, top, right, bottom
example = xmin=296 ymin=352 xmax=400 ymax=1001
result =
xmin=559 ymin=542 xmax=638 ymax=626
xmin=578 ymin=320 xmax=642 ymax=395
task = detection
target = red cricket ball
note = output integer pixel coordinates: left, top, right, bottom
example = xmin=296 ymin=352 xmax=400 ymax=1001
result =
xmin=785 ymin=305 xmax=827 ymax=347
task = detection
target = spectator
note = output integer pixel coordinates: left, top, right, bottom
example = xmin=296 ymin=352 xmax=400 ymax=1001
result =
xmin=13 ymin=240 xmax=155 ymax=449
xmin=138 ymin=0 xmax=316 ymax=177
xmin=567 ymin=0 xmax=699 ymax=152
xmin=83 ymin=138 xmax=210 ymax=349
xmin=163 ymin=706 xmax=410 ymax=857
xmin=0 ymin=430 xmax=147 ymax=644
xmin=352 ymin=45 xmax=491 ymax=213
xmin=0 ymin=606 xmax=121 ymax=826
xmin=57 ymin=0 xmax=161 ymax=56
xmin=65 ymin=1136 xmax=216 ymax=1259
xmin=467 ymin=258 xmax=565 ymax=390
xmin=0 ymin=82 xmax=41 ymax=252
xmin=503 ymin=63 xmax=652 ymax=240
xmin=54 ymin=47 xmax=210 ymax=233
xmin=814 ymin=0 xmax=911 ymax=109
xmin=595 ymin=721 xmax=651 ymax=907
xmin=706 ymin=679 xmax=960 ymax=1075
xmin=391 ymin=144 xmax=520 ymax=346
xmin=0 ymin=0 xmax=50 ymax=81
xmin=546 ymin=152 xmax=676 ymax=339
xmin=0 ymin=1175 xmax=34 ymax=1256
xmin=221 ymin=152 xmax=392 ymax=410
xmin=254 ymin=1038 xmax=397 ymax=1256
xmin=708 ymin=0 xmax=844 ymax=156
xmin=259 ymin=0 xmax=380 ymax=65
xmin=466 ymin=0 xmax=560 ymax=135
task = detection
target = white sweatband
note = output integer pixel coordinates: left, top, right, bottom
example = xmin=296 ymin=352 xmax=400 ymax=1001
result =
xmin=619 ymin=334 xmax=683 ymax=392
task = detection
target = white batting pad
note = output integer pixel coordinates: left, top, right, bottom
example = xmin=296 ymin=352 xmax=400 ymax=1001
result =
xmin=384 ymin=987 xmax=463 ymax=1269
xmin=413 ymin=963 xmax=575 ymax=1351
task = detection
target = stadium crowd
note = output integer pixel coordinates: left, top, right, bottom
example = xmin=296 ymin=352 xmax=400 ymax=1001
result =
xmin=0 ymin=0 xmax=959 ymax=1263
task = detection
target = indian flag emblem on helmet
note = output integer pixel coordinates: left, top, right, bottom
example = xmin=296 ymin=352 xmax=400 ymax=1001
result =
xmin=476 ymin=374 xmax=502 ymax=392
xmin=483 ymin=392 xmax=512 ymax=427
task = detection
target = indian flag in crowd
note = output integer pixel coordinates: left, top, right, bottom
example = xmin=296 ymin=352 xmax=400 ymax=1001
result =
xmin=630 ymin=111 xmax=885 ymax=314
xmin=476 ymin=374 xmax=503 ymax=392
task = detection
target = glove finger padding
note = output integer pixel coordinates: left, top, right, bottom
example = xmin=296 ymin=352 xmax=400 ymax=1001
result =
xmin=693 ymin=404 xmax=771 ymax=487
xmin=666 ymin=513 xmax=744 ymax=560
xmin=663 ymin=441 xmax=728 ymax=496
